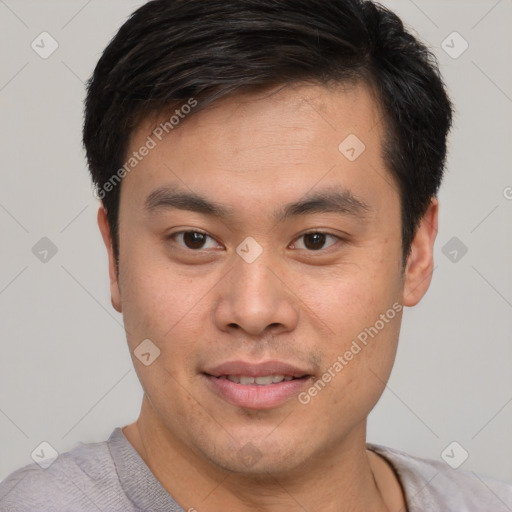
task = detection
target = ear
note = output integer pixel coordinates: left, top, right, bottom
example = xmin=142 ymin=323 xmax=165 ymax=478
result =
xmin=97 ymin=206 xmax=122 ymax=313
xmin=402 ymin=198 xmax=438 ymax=307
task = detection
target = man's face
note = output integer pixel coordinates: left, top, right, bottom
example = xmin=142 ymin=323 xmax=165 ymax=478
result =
xmin=101 ymin=83 xmax=432 ymax=474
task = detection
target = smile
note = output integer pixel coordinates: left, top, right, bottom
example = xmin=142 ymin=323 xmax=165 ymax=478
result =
xmin=216 ymin=375 xmax=297 ymax=385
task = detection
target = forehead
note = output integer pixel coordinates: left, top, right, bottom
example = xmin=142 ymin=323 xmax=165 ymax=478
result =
xmin=120 ymin=82 xmax=396 ymax=221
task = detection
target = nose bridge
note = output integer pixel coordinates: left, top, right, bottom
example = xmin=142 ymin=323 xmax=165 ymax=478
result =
xmin=233 ymin=235 xmax=277 ymax=293
xmin=232 ymin=244 xmax=281 ymax=309
xmin=214 ymin=242 xmax=298 ymax=336
xmin=234 ymin=255 xmax=276 ymax=299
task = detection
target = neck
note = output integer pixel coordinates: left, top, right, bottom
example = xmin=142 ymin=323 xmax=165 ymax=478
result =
xmin=123 ymin=396 xmax=395 ymax=512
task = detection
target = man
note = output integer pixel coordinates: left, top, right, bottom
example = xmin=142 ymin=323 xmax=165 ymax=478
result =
xmin=1 ymin=0 xmax=511 ymax=510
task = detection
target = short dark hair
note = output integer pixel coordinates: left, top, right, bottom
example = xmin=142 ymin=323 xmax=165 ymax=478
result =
xmin=83 ymin=0 xmax=453 ymax=266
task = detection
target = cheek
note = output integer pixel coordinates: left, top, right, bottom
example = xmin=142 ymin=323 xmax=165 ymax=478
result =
xmin=294 ymin=258 xmax=400 ymax=337
xmin=297 ymin=311 xmax=401 ymax=440
xmin=118 ymin=255 xmax=203 ymax=355
xmin=294 ymin=262 xmax=402 ymax=407
xmin=118 ymin=255 xmax=228 ymax=394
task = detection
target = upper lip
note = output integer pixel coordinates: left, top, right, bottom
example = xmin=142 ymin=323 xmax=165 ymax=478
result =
xmin=204 ymin=360 xmax=312 ymax=378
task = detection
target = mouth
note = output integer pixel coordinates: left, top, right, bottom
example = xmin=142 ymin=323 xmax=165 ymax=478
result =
xmin=202 ymin=360 xmax=314 ymax=409
xmin=212 ymin=374 xmax=304 ymax=385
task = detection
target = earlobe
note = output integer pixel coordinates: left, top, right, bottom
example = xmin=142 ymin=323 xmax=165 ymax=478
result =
xmin=402 ymin=198 xmax=439 ymax=307
xmin=97 ymin=206 xmax=122 ymax=313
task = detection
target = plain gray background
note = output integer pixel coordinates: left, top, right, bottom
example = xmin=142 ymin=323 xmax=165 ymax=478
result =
xmin=1 ymin=0 xmax=511 ymax=484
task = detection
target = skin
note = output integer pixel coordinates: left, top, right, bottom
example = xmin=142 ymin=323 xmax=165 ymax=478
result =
xmin=98 ymin=82 xmax=438 ymax=512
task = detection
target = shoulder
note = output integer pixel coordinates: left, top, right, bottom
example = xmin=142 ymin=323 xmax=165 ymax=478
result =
xmin=0 ymin=433 xmax=130 ymax=512
xmin=367 ymin=442 xmax=512 ymax=512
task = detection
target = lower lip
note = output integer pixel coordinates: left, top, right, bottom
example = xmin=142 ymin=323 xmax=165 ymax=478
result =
xmin=203 ymin=374 xmax=311 ymax=410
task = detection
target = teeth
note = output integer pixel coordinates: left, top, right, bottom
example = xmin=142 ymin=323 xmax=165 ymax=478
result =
xmin=220 ymin=375 xmax=293 ymax=385
xmin=255 ymin=376 xmax=274 ymax=385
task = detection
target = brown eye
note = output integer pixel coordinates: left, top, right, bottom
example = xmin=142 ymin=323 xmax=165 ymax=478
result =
xmin=293 ymin=232 xmax=339 ymax=251
xmin=183 ymin=231 xmax=207 ymax=249
xmin=170 ymin=231 xmax=220 ymax=250
xmin=303 ymin=233 xmax=326 ymax=250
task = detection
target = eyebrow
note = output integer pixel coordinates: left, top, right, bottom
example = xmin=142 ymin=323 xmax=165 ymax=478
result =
xmin=144 ymin=186 xmax=371 ymax=222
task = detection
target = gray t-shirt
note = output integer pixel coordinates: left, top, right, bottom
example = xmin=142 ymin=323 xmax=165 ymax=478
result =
xmin=1 ymin=428 xmax=511 ymax=511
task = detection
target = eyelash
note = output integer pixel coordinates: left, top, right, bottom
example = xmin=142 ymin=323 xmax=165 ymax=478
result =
xmin=167 ymin=229 xmax=343 ymax=252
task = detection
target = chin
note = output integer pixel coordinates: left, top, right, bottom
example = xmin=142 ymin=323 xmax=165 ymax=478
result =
xmin=215 ymin=452 xmax=302 ymax=477
xmin=201 ymin=435 xmax=308 ymax=477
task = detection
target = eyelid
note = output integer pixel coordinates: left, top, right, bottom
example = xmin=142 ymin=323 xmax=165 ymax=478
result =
xmin=167 ymin=229 xmax=223 ymax=250
xmin=290 ymin=230 xmax=344 ymax=251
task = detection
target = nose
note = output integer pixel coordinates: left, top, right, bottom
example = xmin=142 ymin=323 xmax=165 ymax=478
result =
xmin=213 ymin=251 xmax=299 ymax=337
